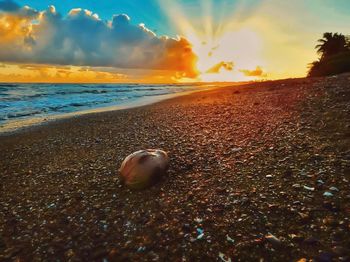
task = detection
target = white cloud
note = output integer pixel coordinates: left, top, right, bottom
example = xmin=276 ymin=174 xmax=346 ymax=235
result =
xmin=0 ymin=1 xmax=198 ymax=77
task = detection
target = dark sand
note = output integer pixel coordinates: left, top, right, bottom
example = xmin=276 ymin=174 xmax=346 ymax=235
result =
xmin=0 ymin=74 xmax=349 ymax=261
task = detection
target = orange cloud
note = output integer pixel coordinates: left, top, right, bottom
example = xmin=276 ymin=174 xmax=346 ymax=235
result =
xmin=0 ymin=63 xmax=128 ymax=83
xmin=157 ymin=37 xmax=199 ymax=78
xmin=206 ymin=61 xmax=234 ymax=74
xmin=0 ymin=3 xmax=199 ymax=81
xmin=0 ymin=13 xmax=32 ymax=44
xmin=239 ymin=66 xmax=267 ymax=77
xmin=0 ymin=63 xmax=200 ymax=83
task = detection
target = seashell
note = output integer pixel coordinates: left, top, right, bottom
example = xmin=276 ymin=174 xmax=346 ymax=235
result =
xmin=119 ymin=149 xmax=169 ymax=189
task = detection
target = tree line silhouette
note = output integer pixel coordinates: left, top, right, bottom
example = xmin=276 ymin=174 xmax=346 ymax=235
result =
xmin=308 ymin=32 xmax=350 ymax=77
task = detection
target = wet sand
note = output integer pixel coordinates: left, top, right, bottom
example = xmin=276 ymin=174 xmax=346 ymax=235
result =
xmin=0 ymin=74 xmax=349 ymax=261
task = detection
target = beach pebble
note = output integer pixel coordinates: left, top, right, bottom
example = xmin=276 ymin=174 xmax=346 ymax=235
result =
xmin=226 ymin=235 xmax=235 ymax=244
xmin=323 ymin=191 xmax=334 ymax=197
xmin=330 ymin=186 xmax=339 ymax=192
xmin=265 ymin=233 xmax=282 ymax=246
xmin=303 ymin=185 xmax=315 ymax=191
xmin=119 ymin=149 xmax=169 ymax=189
xmin=219 ymin=252 xmax=232 ymax=262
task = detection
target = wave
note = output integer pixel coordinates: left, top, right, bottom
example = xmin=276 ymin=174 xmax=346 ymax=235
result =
xmin=54 ymin=90 xmax=108 ymax=95
xmin=132 ymin=88 xmax=162 ymax=91
xmin=7 ymin=110 xmax=43 ymax=119
xmin=0 ymin=88 xmax=167 ymax=102
xmin=0 ymin=83 xmax=19 ymax=88
xmin=0 ymin=87 xmax=10 ymax=92
xmin=0 ymin=83 xmax=201 ymax=125
xmin=47 ymin=98 xmax=125 ymax=112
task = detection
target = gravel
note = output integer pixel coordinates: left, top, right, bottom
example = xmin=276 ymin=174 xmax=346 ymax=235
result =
xmin=0 ymin=73 xmax=349 ymax=261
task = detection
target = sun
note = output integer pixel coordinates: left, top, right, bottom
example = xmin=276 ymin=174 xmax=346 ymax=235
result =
xmin=157 ymin=0 xmax=266 ymax=82
xmin=191 ymin=29 xmax=265 ymax=82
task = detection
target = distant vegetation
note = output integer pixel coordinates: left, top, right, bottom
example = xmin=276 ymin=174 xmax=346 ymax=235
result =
xmin=308 ymin=32 xmax=350 ymax=77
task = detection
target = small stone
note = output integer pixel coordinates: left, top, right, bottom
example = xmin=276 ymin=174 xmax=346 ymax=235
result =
xmin=47 ymin=203 xmax=56 ymax=208
xmin=323 ymin=192 xmax=334 ymax=197
xmin=265 ymin=233 xmax=282 ymax=246
xmin=137 ymin=246 xmax=146 ymax=253
xmin=226 ymin=235 xmax=235 ymax=244
xmin=196 ymin=228 xmax=204 ymax=240
xmin=298 ymin=212 xmax=310 ymax=221
xmin=194 ymin=218 xmax=203 ymax=223
xmin=329 ymin=187 xmax=339 ymax=192
xmin=289 ymin=234 xmax=304 ymax=242
xmin=65 ymin=249 xmax=75 ymax=258
xmin=303 ymin=185 xmax=315 ymax=191
xmin=231 ymin=147 xmax=242 ymax=153
xmin=219 ymin=252 xmax=231 ymax=262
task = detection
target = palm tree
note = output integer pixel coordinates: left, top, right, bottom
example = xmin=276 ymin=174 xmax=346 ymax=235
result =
xmin=315 ymin=32 xmax=348 ymax=59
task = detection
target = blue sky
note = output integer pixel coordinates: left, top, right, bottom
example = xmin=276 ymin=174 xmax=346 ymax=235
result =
xmin=17 ymin=1 xmax=350 ymax=20
xmin=15 ymin=0 xmax=262 ymax=36
xmin=14 ymin=0 xmax=350 ymax=40
xmin=18 ymin=0 xmax=174 ymax=35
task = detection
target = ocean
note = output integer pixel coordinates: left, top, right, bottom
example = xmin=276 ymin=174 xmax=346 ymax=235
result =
xmin=0 ymin=83 xmax=204 ymax=132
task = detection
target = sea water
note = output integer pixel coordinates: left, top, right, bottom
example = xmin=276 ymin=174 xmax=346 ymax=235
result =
xmin=0 ymin=83 xmax=203 ymax=131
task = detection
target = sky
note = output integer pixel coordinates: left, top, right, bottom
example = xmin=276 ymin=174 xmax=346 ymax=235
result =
xmin=0 ymin=0 xmax=349 ymax=83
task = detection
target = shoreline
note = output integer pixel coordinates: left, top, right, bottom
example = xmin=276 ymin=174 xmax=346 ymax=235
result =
xmin=0 ymin=86 xmax=218 ymax=135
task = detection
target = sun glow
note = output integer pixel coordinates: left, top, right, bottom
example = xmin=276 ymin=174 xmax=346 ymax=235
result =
xmin=158 ymin=0 xmax=267 ymax=82
xmin=157 ymin=0 xmax=322 ymax=82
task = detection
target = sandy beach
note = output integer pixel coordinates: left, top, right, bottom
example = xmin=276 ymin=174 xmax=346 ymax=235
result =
xmin=0 ymin=74 xmax=349 ymax=260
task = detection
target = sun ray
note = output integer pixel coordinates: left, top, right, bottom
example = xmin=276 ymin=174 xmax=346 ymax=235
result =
xmin=157 ymin=0 xmax=267 ymax=82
